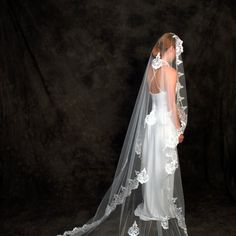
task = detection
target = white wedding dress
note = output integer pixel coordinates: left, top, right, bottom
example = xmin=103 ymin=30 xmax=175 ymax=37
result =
xmin=134 ymin=88 xmax=182 ymax=230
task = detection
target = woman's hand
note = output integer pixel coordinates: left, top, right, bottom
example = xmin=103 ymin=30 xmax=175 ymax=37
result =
xmin=178 ymin=134 xmax=184 ymax=143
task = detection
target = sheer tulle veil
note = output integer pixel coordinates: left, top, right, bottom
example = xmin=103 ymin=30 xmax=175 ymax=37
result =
xmin=58 ymin=32 xmax=188 ymax=236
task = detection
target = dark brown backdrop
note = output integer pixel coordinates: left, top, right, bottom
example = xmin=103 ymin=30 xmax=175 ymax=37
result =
xmin=0 ymin=0 xmax=236 ymax=235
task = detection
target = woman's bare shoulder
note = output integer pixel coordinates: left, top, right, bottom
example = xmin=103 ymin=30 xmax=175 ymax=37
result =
xmin=163 ymin=66 xmax=177 ymax=83
xmin=164 ymin=65 xmax=177 ymax=74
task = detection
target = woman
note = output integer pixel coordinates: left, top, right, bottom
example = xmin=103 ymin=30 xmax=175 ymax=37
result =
xmin=58 ymin=32 xmax=188 ymax=236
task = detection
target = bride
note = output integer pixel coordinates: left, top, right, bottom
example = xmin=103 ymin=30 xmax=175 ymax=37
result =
xmin=58 ymin=32 xmax=188 ymax=236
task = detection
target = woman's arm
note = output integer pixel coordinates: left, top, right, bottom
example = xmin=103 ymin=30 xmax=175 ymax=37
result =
xmin=165 ymin=68 xmax=181 ymax=131
xmin=165 ymin=69 xmax=184 ymax=143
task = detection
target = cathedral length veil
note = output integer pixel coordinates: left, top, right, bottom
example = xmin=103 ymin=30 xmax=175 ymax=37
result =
xmin=58 ymin=32 xmax=188 ymax=236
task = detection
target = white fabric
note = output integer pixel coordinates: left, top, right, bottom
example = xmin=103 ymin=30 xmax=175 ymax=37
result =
xmin=134 ymin=91 xmax=178 ymax=222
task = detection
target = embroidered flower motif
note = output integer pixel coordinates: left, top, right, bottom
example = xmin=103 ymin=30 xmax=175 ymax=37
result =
xmin=144 ymin=110 xmax=157 ymax=126
xmin=151 ymin=52 xmax=170 ymax=70
xmin=173 ymin=34 xmax=184 ymax=57
xmin=161 ymin=217 xmax=169 ymax=229
xmin=127 ymin=178 xmax=140 ymax=192
xmin=165 ymin=160 xmax=178 ymax=175
xmin=151 ymin=52 xmax=162 ymax=69
xmin=135 ymin=168 xmax=149 ymax=184
xmin=128 ymin=221 xmax=140 ymax=236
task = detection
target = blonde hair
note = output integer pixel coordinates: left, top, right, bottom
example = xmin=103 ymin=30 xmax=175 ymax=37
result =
xmin=152 ymin=32 xmax=176 ymax=57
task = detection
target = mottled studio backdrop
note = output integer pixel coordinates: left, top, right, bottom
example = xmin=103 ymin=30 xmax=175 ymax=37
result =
xmin=0 ymin=0 xmax=236 ymax=235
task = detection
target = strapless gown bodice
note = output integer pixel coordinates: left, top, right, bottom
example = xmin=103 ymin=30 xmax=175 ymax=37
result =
xmin=144 ymin=91 xmax=172 ymax=127
xmin=150 ymin=91 xmax=168 ymax=112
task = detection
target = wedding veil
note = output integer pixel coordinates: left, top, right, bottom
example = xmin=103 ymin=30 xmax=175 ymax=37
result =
xmin=58 ymin=32 xmax=188 ymax=236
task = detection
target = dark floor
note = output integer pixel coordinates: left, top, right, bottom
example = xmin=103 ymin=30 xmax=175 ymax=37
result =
xmin=1 ymin=183 xmax=236 ymax=236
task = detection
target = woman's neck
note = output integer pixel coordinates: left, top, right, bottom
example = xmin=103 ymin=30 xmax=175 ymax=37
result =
xmin=161 ymin=57 xmax=170 ymax=66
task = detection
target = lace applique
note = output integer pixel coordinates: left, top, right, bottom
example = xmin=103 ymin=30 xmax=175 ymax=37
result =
xmin=165 ymin=159 xmax=178 ymax=175
xmin=135 ymin=168 xmax=149 ymax=184
xmin=128 ymin=221 xmax=140 ymax=236
xmin=173 ymin=34 xmax=183 ymax=58
xmin=151 ymin=52 xmax=168 ymax=69
xmin=173 ymin=34 xmax=187 ymax=134
xmin=161 ymin=217 xmax=169 ymax=229
xmin=144 ymin=110 xmax=157 ymax=126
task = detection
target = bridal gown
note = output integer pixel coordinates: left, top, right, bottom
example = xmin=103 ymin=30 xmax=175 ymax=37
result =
xmin=134 ymin=89 xmax=185 ymax=231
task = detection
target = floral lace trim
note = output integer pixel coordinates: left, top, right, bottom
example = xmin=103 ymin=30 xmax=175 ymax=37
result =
xmin=57 ymin=168 xmax=149 ymax=236
xmin=174 ymin=34 xmax=187 ymax=133
xmin=135 ymin=168 xmax=149 ymax=184
xmin=128 ymin=221 xmax=140 ymax=236
xmin=171 ymin=197 xmax=188 ymax=235
xmin=151 ymin=52 xmax=169 ymax=70
xmin=161 ymin=217 xmax=169 ymax=229
xmin=173 ymin=34 xmax=183 ymax=61
xmin=173 ymin=34 xmax=187 ymax=134
xmin=57 ymin=219 xmax=103 ymax=236
xmin=165 ymin=159 xmax=178 ymax=175
xmin=176 ymin=78 xmax=187 ymax=132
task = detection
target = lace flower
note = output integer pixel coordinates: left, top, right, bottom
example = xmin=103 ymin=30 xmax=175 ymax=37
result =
xmin=144 ymin=110 xmax=157 ymax=126
xmin=135 ymin=168 xmax=149 ymax=184
xmin=151 ymin=52 xmax=162 ymax=69
xmin=161 ymin=217 xmax=169 ymax=229
xmin=128 ymin=221 xmax=140 ymax=236
xmin=165 ymin=160 xmax=178 ymax=175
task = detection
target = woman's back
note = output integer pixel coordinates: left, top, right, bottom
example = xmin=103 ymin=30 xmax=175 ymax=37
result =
xmin=147 ymin=61 xmax=176 ymax=94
